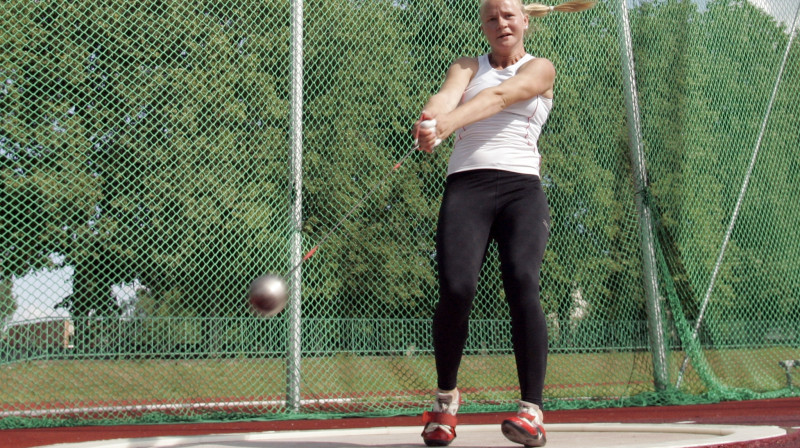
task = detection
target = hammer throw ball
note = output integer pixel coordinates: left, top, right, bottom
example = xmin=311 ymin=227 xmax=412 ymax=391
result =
xmin=248 ymin=274 xmax=289 ymax=317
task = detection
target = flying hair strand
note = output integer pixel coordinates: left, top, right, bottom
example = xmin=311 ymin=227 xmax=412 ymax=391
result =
xmin=523 ymin=0 xmax=597 ymax=18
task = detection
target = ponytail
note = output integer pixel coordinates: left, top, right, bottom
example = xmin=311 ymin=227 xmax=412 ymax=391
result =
xmin=524 ymin=0 xmax=597 ymax=18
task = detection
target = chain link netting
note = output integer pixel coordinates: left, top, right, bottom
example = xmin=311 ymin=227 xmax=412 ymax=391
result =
xmin=1 ymin=0 xmax=799 ymax=428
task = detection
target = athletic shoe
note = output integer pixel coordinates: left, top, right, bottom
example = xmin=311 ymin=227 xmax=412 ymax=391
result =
xmin=501 ymin=400 xmax=547 ymax=447
xmin=421 ymin=389 xmax=460 ymax=447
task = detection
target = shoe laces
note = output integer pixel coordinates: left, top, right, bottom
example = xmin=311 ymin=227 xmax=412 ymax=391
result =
xmin=424 ymin=390 xmax=459 ymax=434
xmin=518 ymin=400 xmax=544 ymax=426
xmin=424 ymin=421 xmax=454 ymax=435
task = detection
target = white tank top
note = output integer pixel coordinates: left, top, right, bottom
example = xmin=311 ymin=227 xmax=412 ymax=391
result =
xmin=448 ymin=53 xmax=553 ymax=177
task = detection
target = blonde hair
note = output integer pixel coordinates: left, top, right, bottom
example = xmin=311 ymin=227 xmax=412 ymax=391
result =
xmin=524 ymin=1 xmax=597 ymax=18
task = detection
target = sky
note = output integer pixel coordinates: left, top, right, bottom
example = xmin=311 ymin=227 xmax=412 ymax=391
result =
xmin=746 ymin=0 xmax=800 ymax=27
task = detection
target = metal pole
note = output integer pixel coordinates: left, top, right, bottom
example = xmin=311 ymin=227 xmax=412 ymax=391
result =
xmin=286 ymin=0 xmax=304 ymax=412
xmin=616 ymin=0 xmax=669 ymax=390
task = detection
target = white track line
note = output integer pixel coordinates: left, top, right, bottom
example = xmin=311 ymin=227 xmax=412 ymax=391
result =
xmin=31 ymin=423 xmax=787 ymax=448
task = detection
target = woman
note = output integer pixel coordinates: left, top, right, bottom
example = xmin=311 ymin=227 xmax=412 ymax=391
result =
xmin=415 ymin=1 xmax=595 ymax=446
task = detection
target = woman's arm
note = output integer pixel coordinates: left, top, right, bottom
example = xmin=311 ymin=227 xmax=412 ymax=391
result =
xmin=429 ymin=57 xmax=555 ymax=145
xmin=415 ymin=57 xmax=477 ymax=152
xmin=422 ymin=57 xmax=478 ymax=117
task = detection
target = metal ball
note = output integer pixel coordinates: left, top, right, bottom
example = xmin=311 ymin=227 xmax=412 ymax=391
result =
xmin=248 ymin=274 xmax=288 ymax=317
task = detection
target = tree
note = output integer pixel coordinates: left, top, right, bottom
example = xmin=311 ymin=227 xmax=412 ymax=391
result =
xmin=2 ymin=0 xmax=294 ymax=350
xmin=524 ymin=3 xmax=645 ymax=332
xmin=300 ymin=0 xmax=440 ymax=323
xmin=634 ymin=0 xmax=800 ymax=350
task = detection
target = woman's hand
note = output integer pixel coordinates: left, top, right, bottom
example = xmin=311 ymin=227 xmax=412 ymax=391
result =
xmin=414 ymin=113 xmax=442 ymax=153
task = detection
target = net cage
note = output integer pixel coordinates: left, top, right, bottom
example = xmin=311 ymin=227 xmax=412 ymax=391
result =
xmin=1 ymin=0 xmax=799 ymax=428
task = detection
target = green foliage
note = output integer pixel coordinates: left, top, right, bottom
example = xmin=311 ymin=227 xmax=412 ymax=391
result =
xmin=3 ymin=1 xmax=293 ymax=324
xmin=530 ymin=3 xmax=645 ymax=325
xmin=299 ymin=0 xmax=440 ymax=321
xmin=638 ymin=0 xmax=800 ymax=326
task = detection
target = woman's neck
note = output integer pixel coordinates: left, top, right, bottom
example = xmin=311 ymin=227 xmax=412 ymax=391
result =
xmin=488 ymin=51 xmax=526 ymax=69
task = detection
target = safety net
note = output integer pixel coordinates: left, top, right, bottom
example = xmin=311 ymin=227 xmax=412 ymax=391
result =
xmin=1 ymin=0 xmax=799 ymax=428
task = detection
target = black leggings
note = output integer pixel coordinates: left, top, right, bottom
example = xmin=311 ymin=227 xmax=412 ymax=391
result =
xmin=433 ymin=169 xmax=550 ymax=407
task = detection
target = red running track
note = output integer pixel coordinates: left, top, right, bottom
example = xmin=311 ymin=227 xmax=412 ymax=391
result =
xmin=4 ymin=397 xmax=799 ymax=448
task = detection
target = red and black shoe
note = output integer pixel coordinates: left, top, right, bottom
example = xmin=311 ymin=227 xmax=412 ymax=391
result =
xmin=421 ymin=389 xmax=460 ymax=447
xmin=501 ymin=400 xmax=547 ymax=447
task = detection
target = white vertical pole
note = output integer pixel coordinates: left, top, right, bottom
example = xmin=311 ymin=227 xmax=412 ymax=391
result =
xmin=287 ymin=0 xmax=304 ymax=412
xmin=616 ymin=0 xmax=669 ymax=390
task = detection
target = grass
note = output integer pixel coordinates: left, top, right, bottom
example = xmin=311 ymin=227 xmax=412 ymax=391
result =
xmin=1 ymin=347 xmax=796 ymax=414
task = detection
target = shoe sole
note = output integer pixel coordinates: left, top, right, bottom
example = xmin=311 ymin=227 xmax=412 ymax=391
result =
xmin=501 ymin=420 xmax=546 ymax=447
xmin=423 ymin=439 xmax=454 ymax=447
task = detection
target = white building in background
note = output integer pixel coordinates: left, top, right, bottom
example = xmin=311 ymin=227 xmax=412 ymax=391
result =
xmin=10 ymin=266 xmax=72 ymax=324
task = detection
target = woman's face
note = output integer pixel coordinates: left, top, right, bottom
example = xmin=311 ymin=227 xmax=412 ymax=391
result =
xmin=480 ymin=0 xmax=528 ymax=52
